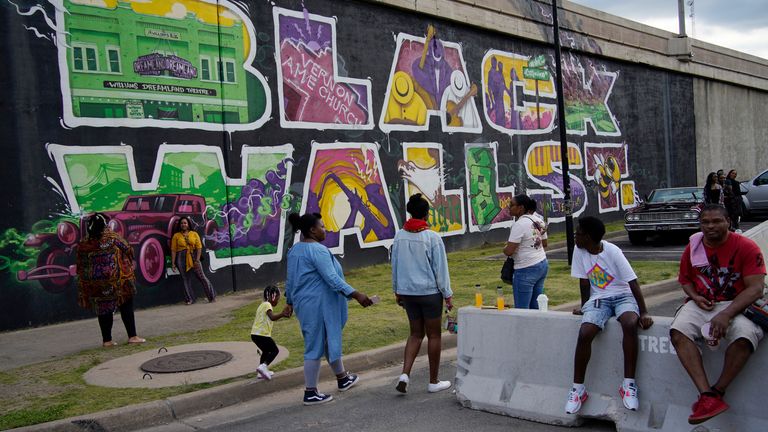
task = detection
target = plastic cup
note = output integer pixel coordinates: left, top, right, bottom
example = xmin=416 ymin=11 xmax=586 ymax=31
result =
xmin=700 ymin=322 xmax=719 ymax=350
xmin=537 ymin=294 xmax=549 ymax=312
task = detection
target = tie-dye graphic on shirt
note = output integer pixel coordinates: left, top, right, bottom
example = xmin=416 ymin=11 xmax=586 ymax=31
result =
xmin=588 ymin=263 xmax=615 ymax=289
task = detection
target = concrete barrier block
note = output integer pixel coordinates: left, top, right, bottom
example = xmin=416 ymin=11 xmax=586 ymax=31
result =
xmin=455 ymin=307 xmax=766 ymax=432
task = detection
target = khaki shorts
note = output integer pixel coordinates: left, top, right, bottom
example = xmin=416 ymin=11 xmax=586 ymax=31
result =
xmin=670 ymin=301 xmax=764 ymax=351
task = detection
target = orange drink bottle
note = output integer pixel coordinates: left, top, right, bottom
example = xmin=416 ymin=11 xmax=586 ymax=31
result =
xmin=496 ymin=287 xmax=504 ymax=310
xmin=474 ymin=284 xmax=483 ymax=307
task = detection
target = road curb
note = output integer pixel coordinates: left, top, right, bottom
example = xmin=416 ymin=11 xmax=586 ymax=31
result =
xmin=13 ymin=334 xmax=457 ymax=432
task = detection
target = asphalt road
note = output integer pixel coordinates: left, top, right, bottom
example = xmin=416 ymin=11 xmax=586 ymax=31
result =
xmin=547 ymin=220 xmax=762 ymax=262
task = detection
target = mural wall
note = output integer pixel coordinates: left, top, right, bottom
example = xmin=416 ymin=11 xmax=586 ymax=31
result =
xmin=0 ymin=0 xmax=696 ymax=330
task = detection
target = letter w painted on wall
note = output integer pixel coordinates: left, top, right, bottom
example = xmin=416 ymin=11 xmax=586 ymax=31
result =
xmin=47 ymin=143 xmax=294 ymax=270
xmin=300 ymin=142 xmax=398 ymax=254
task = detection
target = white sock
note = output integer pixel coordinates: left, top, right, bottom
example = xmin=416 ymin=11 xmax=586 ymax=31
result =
xmin=623 ymin=378 xmax=636 ymax=387
xmin=399 ymin=373 xmax=409 ymax=383
xmin=572 ymin=383 xmax=586 ymax=394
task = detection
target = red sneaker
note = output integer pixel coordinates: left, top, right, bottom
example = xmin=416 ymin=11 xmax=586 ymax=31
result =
xmin=688 ymin=394 xmax=729 ymax=425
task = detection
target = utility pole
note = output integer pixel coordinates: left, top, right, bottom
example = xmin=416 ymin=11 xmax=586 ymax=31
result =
xmin=550 ymin=0 xmax=575 ymax=264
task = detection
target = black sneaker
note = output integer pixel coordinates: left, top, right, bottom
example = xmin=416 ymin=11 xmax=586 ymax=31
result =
xmin=303 ymin=389 xmax=333 ymax=406
xmin=337 ymin=373 xmax=359 ymax=392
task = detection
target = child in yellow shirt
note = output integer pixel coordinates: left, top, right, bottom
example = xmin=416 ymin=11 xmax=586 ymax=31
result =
xmin=251 ymin=285 xmax=291 ymax=380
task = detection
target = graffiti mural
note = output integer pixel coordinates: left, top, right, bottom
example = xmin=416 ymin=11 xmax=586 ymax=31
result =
xmin=464 ymin=142 xmax=515 ymax=232
xmin=379 ymin=25 xmax=481 ymax=134
xmin=300 ymin=143 xmax=398 ymax=254
xmin=525 ymin=141 xmax=587 ymax=223
xmin=399 ymin=143 xmax=465 ymax=236
xmin=52 ymin=0 xmax=271 ymax=130
xmin=273 ymin=6 xmax=373 ymax=129
xmin=482 ymin=50 xmax=557 ymax=136
xmin=47 ymin=143 xmax=294 ymax=273
xmin=584 ymin=142 xmax=638 ymax=213
xmin=563 ymin=54 xmax=620 ymax=136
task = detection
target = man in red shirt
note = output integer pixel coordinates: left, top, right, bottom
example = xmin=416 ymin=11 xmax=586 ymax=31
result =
xmin=671 ymin=204 xmax=765 ymax=425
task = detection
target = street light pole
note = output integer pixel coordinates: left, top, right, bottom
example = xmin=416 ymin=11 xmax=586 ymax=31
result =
xmin=550 ymin=0 xmax=575 ymax=264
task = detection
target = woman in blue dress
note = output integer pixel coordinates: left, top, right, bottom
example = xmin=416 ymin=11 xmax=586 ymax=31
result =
xmin=285 ymin=212 xmax=373 ymax=405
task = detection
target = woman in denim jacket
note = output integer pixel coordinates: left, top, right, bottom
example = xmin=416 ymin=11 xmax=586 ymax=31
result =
xmin=391 ymin=194 xmax=453 ymax=394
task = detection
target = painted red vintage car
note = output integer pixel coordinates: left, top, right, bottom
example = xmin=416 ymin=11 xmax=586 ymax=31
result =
xmin=17 ymin=194 xmax=216 ymax=292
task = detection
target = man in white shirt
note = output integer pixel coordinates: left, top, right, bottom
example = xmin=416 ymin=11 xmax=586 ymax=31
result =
xmin=565 ymin=216 xmax=653 ymax=415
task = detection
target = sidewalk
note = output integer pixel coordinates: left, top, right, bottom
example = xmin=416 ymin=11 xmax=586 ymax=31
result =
xmin=0 ymin=290 xmax=257 ymax=371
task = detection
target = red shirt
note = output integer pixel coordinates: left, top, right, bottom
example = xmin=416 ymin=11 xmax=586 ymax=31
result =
xmin=678 ymin=233 xmax=766 ymax=302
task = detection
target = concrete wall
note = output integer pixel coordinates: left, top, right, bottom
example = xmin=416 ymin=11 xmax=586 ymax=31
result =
xmin=0 ymin=0 xmax=761 ymax=330
xmin=694 ymin=79 xmax=768 ymax=182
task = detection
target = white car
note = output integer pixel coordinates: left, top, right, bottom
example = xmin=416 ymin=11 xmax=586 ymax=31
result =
xmin=741 ymin=169 xmax=768 ymax=218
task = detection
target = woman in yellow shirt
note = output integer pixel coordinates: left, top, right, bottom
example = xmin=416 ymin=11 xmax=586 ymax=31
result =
xmin=171 ymin=217 xmax=215 ymax=304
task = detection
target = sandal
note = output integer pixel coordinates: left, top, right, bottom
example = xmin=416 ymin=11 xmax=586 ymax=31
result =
xmin=103 ymin=341 xmax=118 ymax=348
xmin=128 ymin=337 xmax=146 ymax=344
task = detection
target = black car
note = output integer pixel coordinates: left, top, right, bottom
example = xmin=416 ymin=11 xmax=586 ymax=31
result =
xmin=624 ymin=187 xmax=703 ymax=245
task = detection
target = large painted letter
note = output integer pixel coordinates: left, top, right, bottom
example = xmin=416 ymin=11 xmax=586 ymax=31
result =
xmin=274 ymin=6 xmax=373 ymax=129
xmin=399 ymin=143 xmax=465 ymax=236
xmin=482 ymin=50 xmax=556 ymax=135
xmin=525 ymin=141 xmax=587 ymax=222
xmin=584 ymin=143 xmax=637 ymax=212
xmin=301 ymin=143 xmax=397 ymax=254
xmin=48 ymin=143 xmax=294 ymax=271
xmin=55 ymin=0 xmax=270 ymax=131
xmin=380 ymin=25 xmax=481 ymax=134
xmin=563 ymin=56 xmax=620 ymax=136
xmin=464 ymin=142 xmax=515 ymax=232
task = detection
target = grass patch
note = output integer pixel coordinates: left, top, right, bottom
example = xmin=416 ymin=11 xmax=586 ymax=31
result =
xmin=0 ymin=225 xmax=677 ymax=429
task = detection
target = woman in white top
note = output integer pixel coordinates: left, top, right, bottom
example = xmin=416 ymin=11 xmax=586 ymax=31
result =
xmin=503 ymin=194 xmax=549 ymax=309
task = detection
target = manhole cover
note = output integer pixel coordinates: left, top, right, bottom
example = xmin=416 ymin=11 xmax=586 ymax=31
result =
xmin=140 ymin=350 xmax=233 ymax=373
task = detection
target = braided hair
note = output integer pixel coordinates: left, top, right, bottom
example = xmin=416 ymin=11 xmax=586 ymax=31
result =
xmin=263 ymin=284 xmax=280 ymax=302
xmin=86 ymin=213 xmax=109 ymax=240
xmin=287 ymin=212 xmax=322 ymax=238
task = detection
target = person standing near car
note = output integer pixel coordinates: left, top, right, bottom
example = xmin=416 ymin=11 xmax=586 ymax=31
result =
xmin=503 ymin=194 xmax=549 ymax=309
xmin=703 ymin=172 xmax=723 ymax=205
xmin=724 ymin=170 xmax=743 ymax=231
xmin=76 ymin=213 xmax=146 ymax=347
xmin=171 ymin=216 xmax=215 ymax=304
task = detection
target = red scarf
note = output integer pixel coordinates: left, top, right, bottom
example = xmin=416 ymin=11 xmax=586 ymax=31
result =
xmin=403 ymin=218 xmax=430 ymax=232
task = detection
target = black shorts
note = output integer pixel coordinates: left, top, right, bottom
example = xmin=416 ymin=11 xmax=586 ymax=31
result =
xmin=400 ymin=293 xmax=443 ymax=321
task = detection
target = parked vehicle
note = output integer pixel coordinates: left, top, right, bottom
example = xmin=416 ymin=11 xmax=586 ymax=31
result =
xmin=624 ymin=187 xmax=703 ymax=245
xmin=17 ymin=194 xmax=216 ymax=292
xmin=741 ymin=168 xmax=768 ymax=218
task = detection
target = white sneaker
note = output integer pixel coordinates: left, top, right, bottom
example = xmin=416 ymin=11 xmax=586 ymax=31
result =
xmin=256 ymin=363 xmax=272 ymax=380
xmin=427 ymin=380 xmax=451 ymax=393
xmin=256 ymin=371 xmax=275 ymax=380
xmin=565 ymin=387 xmax=588 ymax=414
xmin=396 ymin=373 xmax=409 ymax=393
xmin=620 ymin=382 xmax=639 ymax=411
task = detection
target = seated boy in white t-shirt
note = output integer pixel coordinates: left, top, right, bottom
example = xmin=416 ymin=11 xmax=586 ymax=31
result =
xmin=565 ymin=216 xmax=654 ymax=415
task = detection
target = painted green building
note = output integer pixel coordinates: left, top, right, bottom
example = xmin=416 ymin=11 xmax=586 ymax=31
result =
xmin=63 ymin=0 xmax=252 ymax=124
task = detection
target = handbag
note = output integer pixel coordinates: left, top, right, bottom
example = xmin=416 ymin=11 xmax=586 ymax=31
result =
xmin=500 ymin=257 xmax=515 ymax=285
xmin=743 ymin=296 xmax=768 ymax=331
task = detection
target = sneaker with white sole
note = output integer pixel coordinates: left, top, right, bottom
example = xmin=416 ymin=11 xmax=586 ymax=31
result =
xmin=303 ymin=389 xmax=333 ymax=406
xmin=256 ymin=363 xmax=272 ymax=380
xmin=620 ymin=382 xmax=639 ymax=411
xmin=427 ymin=380 xmax=451 ymax=393
xmin=256 ymin=370 xmax=275 ymax=380
xmin=565 ymin=387 xmax=588 ymax=414
xmin=337 ymin=373 xmax=359 ymax=392
xmin=396 ymin=373 xmax=409 ymax=393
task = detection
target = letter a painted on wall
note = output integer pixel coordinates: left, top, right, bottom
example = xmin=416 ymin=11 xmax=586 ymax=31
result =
xmin=56 ymin=0 xmax=270 ymax=131
xmin=399 ymin=143 xmax=465 ymax=236
xmin=380 ymin=26 xmax=481 ymax=134
xmin=464 ymin=142 xmax=515 ymax=233
xmin=300 ymin=143 xmax=398 ymax=254
xmin=274 ymin=7 xmax=373 ymax=130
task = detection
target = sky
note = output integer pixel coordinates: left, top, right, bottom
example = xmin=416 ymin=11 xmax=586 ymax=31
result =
xmin=570 ymin=0 xmax=768 ymax=59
